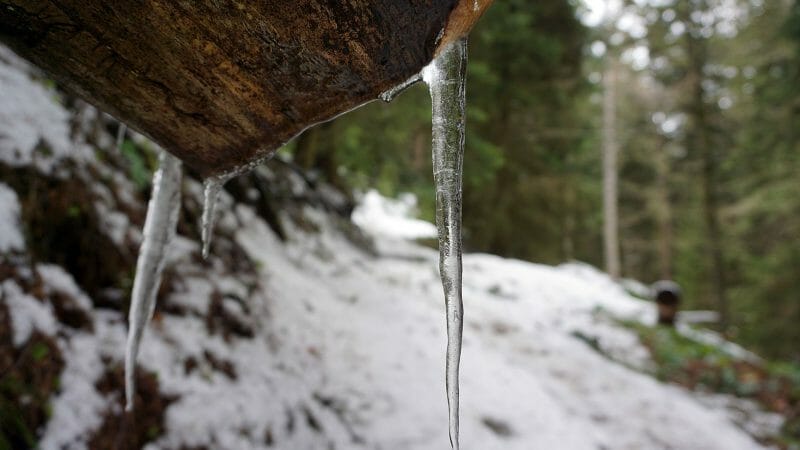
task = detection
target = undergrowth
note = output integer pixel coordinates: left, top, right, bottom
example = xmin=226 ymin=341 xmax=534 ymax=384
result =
xmin=620 ymin=320 xmax=800 ymax=449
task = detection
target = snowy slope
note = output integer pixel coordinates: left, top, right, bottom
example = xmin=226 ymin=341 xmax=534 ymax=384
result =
xmin=0 ymin=47 xmax=772 ymax=450
xmin=232 ymin=200 xmax=767 ymax=450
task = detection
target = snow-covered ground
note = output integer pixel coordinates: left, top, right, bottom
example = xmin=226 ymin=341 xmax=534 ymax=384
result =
xmin=0 ymin=46 xmax=777 ymax=449
xmin=236 ymin=196 xmax=769 ymax=450
xmin=8 ymin=197 xmax=774 ymax=449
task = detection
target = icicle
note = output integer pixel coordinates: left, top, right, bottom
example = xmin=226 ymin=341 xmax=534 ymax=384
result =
xmin=200 ymin=154 xmax=270 ymax=259
xmin=115 ymin=123 xmax=127 ymax=152
xmin=423 ymin=37 xmax=467 ymax=450
xmin=125 ymin=151 xmax=182 ymax=411
xmin=379 ymin=73 xmax=422 ymax=103
xmin=201 ymin=178 xmax=223 ymax=259
xmin=473 ymin=0 xmax=480 ymax=12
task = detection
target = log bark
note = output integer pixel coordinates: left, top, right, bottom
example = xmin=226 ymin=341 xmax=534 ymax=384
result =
xmin=0 ymin=0 xmax=491 ymax=177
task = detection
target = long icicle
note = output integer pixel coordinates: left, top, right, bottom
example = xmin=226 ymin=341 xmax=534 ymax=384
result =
xmin=423 ymin=37 xmax=467 ymax=450
xmin=125 ymin=151 xmax=182 ymax=411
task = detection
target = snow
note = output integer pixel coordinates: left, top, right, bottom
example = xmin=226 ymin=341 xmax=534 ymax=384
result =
xmin=0 ymin=182 xmax=25 ymax=252
xmin=215 ymin=193 xmax=766 ymax=449
xmin=2 ymin=280 xmax=58 ymax=346
xmin=351 ymin=190 xmax=437 ymax=240
xmin=36 ymin=264 xmax=94 ymax=311
xmin=677 ymin=323 xmax=762 ymax=363
xmin=4 ymin=265 xmax=112 ymax=449
xmin=6 ymin=186 xmax=771 ymax=449
xmin=40 ymin=312 xmax=124 ymax=450
xmin=16 ymin=182 xmax=757 ymax=449
xmin=0 ymin=53 xmax=90 ymax=173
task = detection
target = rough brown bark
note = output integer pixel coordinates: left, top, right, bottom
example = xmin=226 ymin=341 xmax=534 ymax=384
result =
xmin=0 ymin=0 xmax=491 ymax=177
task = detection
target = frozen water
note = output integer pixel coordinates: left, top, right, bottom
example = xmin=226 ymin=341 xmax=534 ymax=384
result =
xmin=115 ymin=123 xmax=127 ymax=152
xmin=201 ymin=178 xmax=223 ymax=259
xmin=379 ymin=73 xmax=422 ymax=103
xmin=125 ymin=151 xmax=182 ymax=411
xmin=423 ymin=37 xmax=468 ymax=450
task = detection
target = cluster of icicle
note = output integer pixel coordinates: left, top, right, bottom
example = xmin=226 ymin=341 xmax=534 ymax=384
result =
xmin=124 ymin=37 xmax=469 ymax=449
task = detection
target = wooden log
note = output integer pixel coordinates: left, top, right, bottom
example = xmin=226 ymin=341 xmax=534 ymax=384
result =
xmin=0 ymin=0 xmax=491 ymax=177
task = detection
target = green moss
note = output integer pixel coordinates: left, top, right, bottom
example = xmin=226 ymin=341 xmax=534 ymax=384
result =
xmin=30 ymin=343 xmax=49 ymax=361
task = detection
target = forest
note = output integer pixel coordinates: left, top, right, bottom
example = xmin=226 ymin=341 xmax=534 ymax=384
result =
xmin=292 ymin=0 xmax=800 ymax=362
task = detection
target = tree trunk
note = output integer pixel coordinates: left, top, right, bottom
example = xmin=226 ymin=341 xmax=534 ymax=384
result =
xmin=0 ymin=0 xmax=492 ymax=177
xmin=654 ymin=138 xmax=674 ymax=280
xmin=681 ymin=0 xmax=729 ymax=331
xmin=602 ymin=55 xmax=621 ymax=279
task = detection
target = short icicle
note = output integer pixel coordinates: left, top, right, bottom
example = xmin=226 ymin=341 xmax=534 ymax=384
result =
xmin=125 ymin=151 xmax=182 ymax=411
xmin=115 ymin=123 xmax=127 ymax=152
xmin=379 ymin=73 xmax=422 ymax=103
xmin=201 ymin=178 xmax=223 ymax=259
xmin=423 ymin=36 xmax=468 ymax=450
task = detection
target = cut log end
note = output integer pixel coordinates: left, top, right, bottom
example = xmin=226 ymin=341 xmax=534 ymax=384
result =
xmin=0 ymin=0 xmax=492 ymax=177
xmin=436 ymin=0 xmax=493 ymax=56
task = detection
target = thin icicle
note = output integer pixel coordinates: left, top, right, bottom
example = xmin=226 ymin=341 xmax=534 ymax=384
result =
xmin=423 ymin=37 xmax=467 ymax=450
xmin=125 ymin=151 xmax=182 ymax=411
xmin=200 ymin=155 xmax=272 ymax=259
xmin=201 ymin=178 xmax=223 ymax=259
xmin=115 ymin=123 xmax=127 ymax=152
xmin=379 ymin=73 xmax=422 ymax=103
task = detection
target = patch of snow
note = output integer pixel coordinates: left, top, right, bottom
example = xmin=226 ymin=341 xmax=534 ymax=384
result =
xmin=0 ymin=56 xmax=91 ymax=173
xmin=166 ymin=235 xmax=200 ymax=265
xmin=230 ymin=204 xmax=765 ymax=449
xmin=40 ymin=312 xmax=124 ymax=449
xmin=677 ymin=323 xmax=762 ymax=363
xmin=0 ymin=182 xmax=25 ymax=252
xmin=165 ymin=276 xmax=214 ymax=315
xmin=1 ymin=280 xmax=57 ymax=346
xmin=94 ymin=202 xmax=131 ymax=246
xmin=36 ymin=264 xmax=94 ymax=311
xmin=352 ymin=190 xmax=437 ymax=240
xmin=619 ymin=277 xmax=651 ymax=299
xmin=696 ymin=393 xmax=785 ymax=440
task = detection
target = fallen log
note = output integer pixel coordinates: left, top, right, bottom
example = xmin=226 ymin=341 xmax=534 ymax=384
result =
xmin=0 ymin=0 xmax=491 ymax=177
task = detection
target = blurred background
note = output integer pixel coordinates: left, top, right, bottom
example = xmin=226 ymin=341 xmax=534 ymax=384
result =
xmin=291 ymin=0 xmax=800 ymax=362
